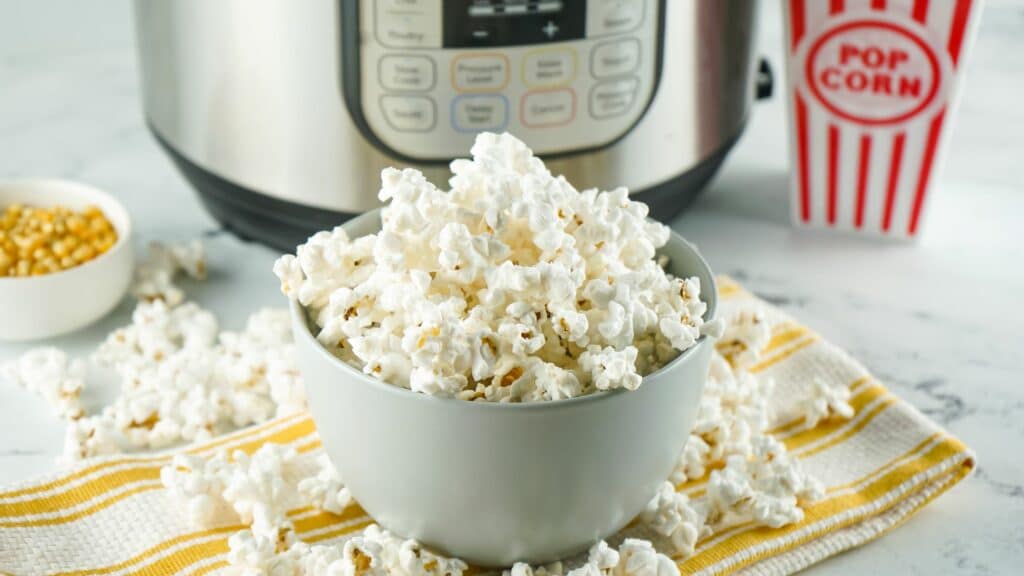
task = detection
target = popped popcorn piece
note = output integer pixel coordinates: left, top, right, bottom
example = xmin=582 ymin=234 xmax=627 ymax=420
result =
xmin=225 ymin=523 xmax=467 ymax=576
xmin=221 ymin=444 xmax=299 ymax=543
xmin=569 ymin=540 xmax=678 ymax=576
xmin=581 ymin=541 xmax=618 ymax=569
xmin=62 ymin=302 xmax=303 ymax=457
xmin=668 ymin=435 xmax=710 ymax=485
xmin=615 ymin=539 xmax=680 ymax=576
xmin=132 ymin=240 xmax=207 ymax=305
xmin=297 ymin=453 xmax=353 ymax=515
xmin=579 ymin=346 xmax=643 ymax=392
xmin=669 ymin=349 xmax=774 ymax=484
xmin=227 ymin=529 xmax=306 ymax=576
xmin=701 ymin=360 xmax=774 ymax=458
xmin=716 ymin=309 xmax=772 ymax=368
xmin=1 ymin=347 xmax=85 ymax=420
xmin=160 ymin=453 xmax=229 ymax=526
xmin=705 ymin=435 xmax=823 ymax=530
xmin=641 ymin=482 xmax=708 ymax=557
xmin=798 ymin=377 xmax=854 ymax=429
xmin=160 ymin=443 xmax=301 ymax=548
xmin=275 ymin=132 xmax=712 ymax=402
xmin=60 ymin=415 xmax=119 ymax=464
xmin=506 ymin=561 xmax=564 ymax=576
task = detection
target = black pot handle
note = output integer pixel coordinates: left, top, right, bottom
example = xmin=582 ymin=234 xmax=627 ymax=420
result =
xmin=756 ymin=58 xmax=773 ymax=100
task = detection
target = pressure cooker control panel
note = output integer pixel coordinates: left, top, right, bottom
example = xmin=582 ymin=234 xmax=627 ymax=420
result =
xmin=343 ymin=0 xmax=661 ymax=161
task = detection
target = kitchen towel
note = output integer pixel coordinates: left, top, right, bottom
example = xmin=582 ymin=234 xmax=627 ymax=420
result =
xmin=0 ymin=277 xmax=975 ymax=575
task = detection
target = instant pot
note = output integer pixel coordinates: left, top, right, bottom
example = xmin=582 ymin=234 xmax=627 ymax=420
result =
xmin=134 ymin=0 xmax=766 ymax=250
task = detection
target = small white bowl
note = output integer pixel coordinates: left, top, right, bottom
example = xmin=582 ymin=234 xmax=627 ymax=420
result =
xmin=0 ymin=180 xmax=133 ymax=341
xmin=292 ymin=209 xmax=717 ymax=566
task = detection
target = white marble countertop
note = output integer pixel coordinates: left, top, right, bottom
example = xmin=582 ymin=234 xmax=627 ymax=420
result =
xmin=1 ymin=0 xmax=1021 ymax=573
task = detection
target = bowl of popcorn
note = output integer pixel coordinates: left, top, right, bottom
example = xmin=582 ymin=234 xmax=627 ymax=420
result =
xmin=0 ymin=179 xmax=133 ymax=340
xmin=278 ymin=134 xmax=719 ymax=566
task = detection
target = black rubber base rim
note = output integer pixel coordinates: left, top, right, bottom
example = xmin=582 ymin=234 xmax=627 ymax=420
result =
xmin=151 ymin=125 xmax=743 ymax=252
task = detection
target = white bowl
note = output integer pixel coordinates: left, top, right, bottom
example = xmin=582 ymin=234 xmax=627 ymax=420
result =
xmin=291 ymin=209 xmax=717 ymax=566
xmin=0 ymin=180 xmax=133 ymax=341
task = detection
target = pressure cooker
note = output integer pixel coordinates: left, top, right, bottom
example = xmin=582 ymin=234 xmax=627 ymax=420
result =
xmin=134 ymin=0 xmax=766 ymax=250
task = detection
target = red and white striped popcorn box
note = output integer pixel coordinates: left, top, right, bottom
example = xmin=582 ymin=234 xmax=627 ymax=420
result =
xmin=783 ymin=0 xmax=983 ymax=239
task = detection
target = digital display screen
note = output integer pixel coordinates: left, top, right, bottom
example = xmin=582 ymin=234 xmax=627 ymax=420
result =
xmin=443 ymin=0 xmax=586 ymax=48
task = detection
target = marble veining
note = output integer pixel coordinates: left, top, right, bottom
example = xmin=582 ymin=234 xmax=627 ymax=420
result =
xmin=0 ymin=0 xmax=1022 ymax=573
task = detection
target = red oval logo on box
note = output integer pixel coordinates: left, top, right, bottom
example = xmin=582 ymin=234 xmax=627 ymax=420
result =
xmin=805 ymin=20 xmax=942 ymax=126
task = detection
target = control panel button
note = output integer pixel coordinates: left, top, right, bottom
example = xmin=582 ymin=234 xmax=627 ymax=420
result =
xmin=521 ymin=89 xmax=576 ymax=127
xmin=523 ymin=49 xmax=576 ymax=88
xmin=452 ymin=95 xmax=509 ymax=132
xmin=380 ymin=0 xmax=431 ymax=10
xmin=380 ymin=95 xmax=436 ymax=132
xmin=589 ymin=77 xmax=639 ymax=118
xmin=375 ymin=0 xmax=442 ymax=48
xmin=452 ymin=54 xmax=510 ymax=92
xmin=586 ymin=0 xmax=644 ymax=37
xmin=591 ymin=38 xmax=641 ymax=78
xmin=378 ymin=55 xmax=435 ymax=92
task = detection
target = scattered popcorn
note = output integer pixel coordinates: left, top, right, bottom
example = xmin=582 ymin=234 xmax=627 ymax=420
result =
xmin=716 ymin=309 xmax=771 ymax=368
xmin=60 ymin=416 xmax=119 ymax=465
xmin=507 ymin=561 xmax=565 ymax=576
xmin=297 ymin=453 xmax=353 ymax=515
xmin=226 ymin=528 xmax=303 ymax=576
xmin=614 ymin=539 xmax=681 ymax=576
xmin=60 ymin=302 xmax=302 ymax=461
xmin=160 ymin=444 xmax=300 ymax=545
xmin=507 ymin=539 xmax=679 ymax=576
xmin=133 ymin=240 xmax=207 ymax=305
xmin=160 ymin=453 xmax=230 ymax=526
xmin=572 ymin=540 xmax=620 ymax=576
xmin=641 ymin=482 xmax=708 ymax=557
xmin=668 ymin=435 xmax=710 ymax=485
xmin=798 ymin=377 xmax=854 ymax=430
xmin=221 ymin=444 xmax=300 ymax=543
xmin=670 ymin=348 xmax=774 ymax=484
xmin=705 ymin=435 xmax=823 ymax=529
xmin=1 ymin=347 xmax=85 ymax=419
xmin=275 ymin=132 xmax=713 ymax=402
xmin=225 ymin=523 xmax=468 ymax=576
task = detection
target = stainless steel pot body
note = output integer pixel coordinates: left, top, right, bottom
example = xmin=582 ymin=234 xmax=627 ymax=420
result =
xmin=134 ymin=0 xmax=759 ymax=248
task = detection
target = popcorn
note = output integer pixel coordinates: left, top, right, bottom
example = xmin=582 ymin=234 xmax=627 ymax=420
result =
xmin=221 ymin=444 xmax=299 ymax=543
xmin=705 ymin=435 xmax=823 ymax=529
xmin=60 ymin=301 xmax=302 ymax=461
xmin=576 ymin=540 xmax=619 ymax=576
xmin=297 ymin=453 xmax=353 ymax=515
xmin=716 ymin=309 xmax=772 ymax=368
xmin=579 ymin=346 xmax=642 ymax=392
xmin=510 ymin=539 xmax=678 ymax=576
xmin=133 ymin=240 xmax=207 ymax=306
xmin=507 ymin=561 xmax=564 ymax=576
xmin=160 ymin=443 xmax=301 ymax=548
xmin=275 ymin=132 xmax=713 ymax=402
xmin=224 ymin=523 xmax=467 ymax=576
xmin=615 ymin=539 xmax=680 ymax=576
xmin=798 ymin=377 xmax=854 ymax=430
xmin=1 ymin=347 xmax=85 ymax=420
xmin=669 ymin=348 xmax=774 ymax=484
xmin=641 ymin=482 xmax=708 ymax=557
xmin=60 ymin=416 xmax=119 ymax=464
xmin=160 ymin=453 xmax=229 ymax=526
xmin=668 ymin=435 xmax=710 ymax=485
xmin=226 ymin=529 xmax=301 ymax=576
